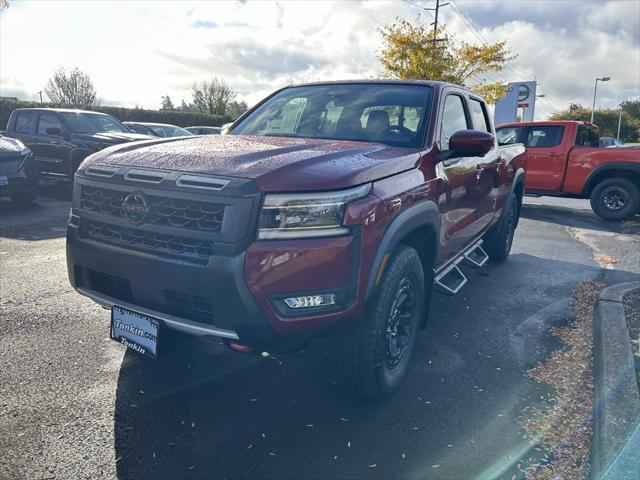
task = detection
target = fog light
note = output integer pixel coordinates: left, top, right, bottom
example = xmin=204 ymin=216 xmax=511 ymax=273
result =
xmin=283 ymin=294 xmax=336 ymax=309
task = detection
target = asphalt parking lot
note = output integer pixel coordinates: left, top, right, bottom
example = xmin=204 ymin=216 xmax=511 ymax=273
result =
xmin=1 ymin=185 xmax=639 ymax=480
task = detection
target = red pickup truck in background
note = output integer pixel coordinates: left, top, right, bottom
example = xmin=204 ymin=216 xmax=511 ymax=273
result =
xmin=496 ymin=120 xmax=640 ymax=221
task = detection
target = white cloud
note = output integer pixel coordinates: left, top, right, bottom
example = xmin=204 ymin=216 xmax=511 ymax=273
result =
xmin=1 ymin=0 xmax=638 ymax=120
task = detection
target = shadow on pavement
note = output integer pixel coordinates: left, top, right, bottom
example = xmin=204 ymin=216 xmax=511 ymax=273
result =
xmin=0 ymin=178 xmax=72 ymax=240
xmin=521 ymin=203 xmax=640 ymax=235
xmin=112 ymin=254 xmax=640 ymax=480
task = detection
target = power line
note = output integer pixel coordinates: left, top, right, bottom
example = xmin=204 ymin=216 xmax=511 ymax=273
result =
xmin=449 ymin=0 xmax=488 ymax=45
xmin=448 ymin=0 xmax=531 ymax=81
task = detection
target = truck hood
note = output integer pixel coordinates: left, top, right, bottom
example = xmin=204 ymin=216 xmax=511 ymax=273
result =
xmin=82 ymin=135 xmax=427 ymax=191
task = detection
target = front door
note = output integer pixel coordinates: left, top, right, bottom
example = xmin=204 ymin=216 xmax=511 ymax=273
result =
xmin=31 ymin=112 xmax=72 ymax=175
xmin=435 ymin=93 xmax=485 ymax=263
xmin=522 ymin=125 xmax=566 ymax=191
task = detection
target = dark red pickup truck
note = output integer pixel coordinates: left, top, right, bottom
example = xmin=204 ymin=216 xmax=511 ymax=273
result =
xmin=67 ymin=81 xmax=525 ymax=398
xmin=496 ymin=120 xmax=640 ymax=221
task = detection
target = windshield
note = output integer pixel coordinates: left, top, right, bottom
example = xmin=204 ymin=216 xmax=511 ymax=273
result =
xmin=148 ymin=125 xmax=194 ymax=137
xmin=60 ymin=112 xmax=130 ymax=134
xmin=232 ymin=84 xmax=433 ymax=148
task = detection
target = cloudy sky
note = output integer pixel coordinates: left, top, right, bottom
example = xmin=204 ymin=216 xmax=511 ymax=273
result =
xmin=1 ymin=0 xmax=638 ymax=119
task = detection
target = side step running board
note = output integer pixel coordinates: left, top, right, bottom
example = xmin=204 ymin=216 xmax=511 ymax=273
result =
xmin=434 ymin=240 xmax=488 ymax=295
xmin=463 ymin=241 xmax=489 ymax=268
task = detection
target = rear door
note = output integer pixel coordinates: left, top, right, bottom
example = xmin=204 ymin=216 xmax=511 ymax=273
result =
xmin=522 ymin=125 xmax=566 ymax=191
xmin=468 ymin=97 xmax=501 ymax=231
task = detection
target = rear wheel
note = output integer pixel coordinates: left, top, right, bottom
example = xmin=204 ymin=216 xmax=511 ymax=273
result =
xmin=590 ymin=177 xmax=639 ymax=221
xmin=336 ymin=245 xmax=425 ymax=399
xmin=484 ymin=192 xmax=518 ymax=262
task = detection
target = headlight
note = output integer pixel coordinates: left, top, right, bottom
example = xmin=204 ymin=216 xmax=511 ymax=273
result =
xmin=258 ymin=184 xmax=371 ymax=240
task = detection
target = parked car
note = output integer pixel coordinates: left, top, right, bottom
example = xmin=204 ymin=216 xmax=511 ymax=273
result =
xmin=496 ymin=120 xmax=640 ymax=221
xmin=5 ymin=108 xmax=152 ymax=178
xmin=599 ymin=136 xmax=625 ymax=148
xmin=185 ymin=126 xmax=222 ymax=135
xmin=67 ymin=80 xmax=526 ymax=398
xmin=0 ymin=136 xmax=39 ymax=204
xmin=124 ymin=122 xmax=194 ymax=138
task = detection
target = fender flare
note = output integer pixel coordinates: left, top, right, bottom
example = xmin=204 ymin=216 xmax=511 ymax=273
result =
xmin=582 ymin=162 xmax=640 ymax=196
xmin=364 ymin=200 xmax=440 ymax=302
xmin=509 ymin=167 xmax=525 ymax=199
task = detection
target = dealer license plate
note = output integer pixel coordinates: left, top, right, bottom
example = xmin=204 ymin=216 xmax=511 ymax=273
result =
xmin=111 ymin=305 xmax=159 ymax=358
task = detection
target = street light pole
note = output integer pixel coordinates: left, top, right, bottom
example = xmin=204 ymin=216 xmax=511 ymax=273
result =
xmin=591 ymin=76 xmax=610 ymax=123
xmin=617 ymin=107 xmax=622 ymax=140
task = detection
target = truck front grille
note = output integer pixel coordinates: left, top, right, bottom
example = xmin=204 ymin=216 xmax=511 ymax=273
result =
xmin=84 ymin=220 xmax=215 ymax=259
xmin=81 ymin=186 xmax=225 ymax=233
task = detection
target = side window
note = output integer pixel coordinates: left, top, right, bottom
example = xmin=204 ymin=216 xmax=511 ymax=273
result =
xmin=469 ymin=99 xmax=491 ymax=132
xmin=576 ymin=124 xmax=600 ymax=147
xmin=496 ymin=127 xmax=522 ymax=146
xmin=14 ymin=111 xmax=35 ymax=134
xmin=526 ymin=126 xmax=564 ymax=147
xmin=37 ymin=112 xmax=64 ymax=135
xmin=133 ymin=124 xmax=150 ymax=135
xmin=440 ymin=94 xmax=469 ymax=150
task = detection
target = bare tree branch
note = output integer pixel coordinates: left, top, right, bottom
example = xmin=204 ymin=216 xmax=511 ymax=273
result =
xmin=191 ymin=77 xmax=236 ymax=116
xmin=44 ymin=67 xmax=98 ymax=107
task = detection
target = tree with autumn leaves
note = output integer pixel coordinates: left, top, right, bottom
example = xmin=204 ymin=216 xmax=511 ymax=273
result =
xmin=378 ymin=16 xmax=515 ymax=104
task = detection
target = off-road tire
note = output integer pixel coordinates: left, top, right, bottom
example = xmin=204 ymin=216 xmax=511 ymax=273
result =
xmin=484 ymin=192 xmax=518 ymax=262
xmin=336 ymin=245 xmax=425 ymax=399
xmin=10 ymin=190 xmax=37 ymax=205
xmin=589 ymin=177 xmax=639 ymax=221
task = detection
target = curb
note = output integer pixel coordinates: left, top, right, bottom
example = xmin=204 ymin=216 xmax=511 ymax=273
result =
xmin=592 ymin=282 xmax=640 ymax=480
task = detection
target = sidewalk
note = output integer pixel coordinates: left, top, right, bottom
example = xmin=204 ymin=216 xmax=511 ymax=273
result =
xmin=592 ymin=282 xmax=640 ymax=480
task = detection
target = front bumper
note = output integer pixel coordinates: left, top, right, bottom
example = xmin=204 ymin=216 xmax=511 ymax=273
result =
xmin=67 ymin=223 xmax=362 ymax=351
xmin=0 ymin=176 xmax=38 ymax=196
xmin=0 ymin=153 xmax=39 ymax=196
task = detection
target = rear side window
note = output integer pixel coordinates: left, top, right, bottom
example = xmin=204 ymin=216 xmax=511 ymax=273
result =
xmin=14 ymin=111 xmax=34 ymax=133
xmin=576 ymin=124 xmax=600 ymax=147
xmin=496 ymin=127 xmax=522 ymax=145
xmin=37 ymin=112 xmax=63 ymax=135
xmin=469 ymin=99 xmax=491 ymax=132
xmin=440 ymin=95 xmax=469 ymax=150
xmin=526 ymin=126 xmax=564 ymax=147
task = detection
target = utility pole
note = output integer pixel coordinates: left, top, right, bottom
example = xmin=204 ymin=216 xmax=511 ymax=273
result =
xmin=37 ymin=91 xmax=43 ymax=104
xmin=426 ymin=0 xmax=448 ymax=46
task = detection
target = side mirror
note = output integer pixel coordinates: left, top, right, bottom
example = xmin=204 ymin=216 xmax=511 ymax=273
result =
xmin=449 ymin=130 xmax=494 ymax=156
xmin=45 ymin=127 xmax=64 ymax=137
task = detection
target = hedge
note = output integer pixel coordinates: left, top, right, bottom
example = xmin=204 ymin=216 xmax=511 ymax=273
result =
xmin=0 ymin=99 xmax=233 ymax=130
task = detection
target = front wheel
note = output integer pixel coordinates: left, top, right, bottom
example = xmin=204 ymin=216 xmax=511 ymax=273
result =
xmin=336 ymin=245 xmax=425 ymax=399
xmin=590 ymin=177 xmax=640 ymax=221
